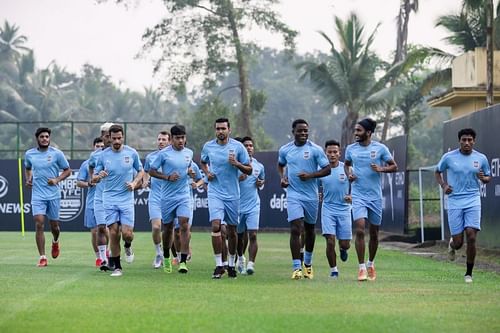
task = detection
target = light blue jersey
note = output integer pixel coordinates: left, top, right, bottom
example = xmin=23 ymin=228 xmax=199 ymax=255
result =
xmin=239 ymin=157 xmax=265 ymax=214
xmin=436 ymin=149 xmax=490 ymax=209
xmin=144 ymin=150 xmax=163 ymax=205
xmin=94 ymin=146 xmax=143 ymax=204
xmin=201 ymin=138 xmax=250 ymax=200
xmin=77 ymin=159 xmax=96 ymax=209
xmin=150 ymin=145 xmax=194 ymax=201
xmin=345 ymin=141 xmax=393 ymax=202
xmin=320 ymin=162 xmax=350 ymax=214
xmin=24 ymin=146 xmax=70 ymax=200
xmin=278 ymin=140 xmax=329 ymax=201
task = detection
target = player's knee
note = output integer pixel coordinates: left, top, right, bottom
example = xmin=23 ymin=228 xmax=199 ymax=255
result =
xmin=290 ymin=224 xmax=301 ymax=237
xmin=248 ymin=232 xmax=257 ymax=242
xmin=211 ymin=224 xmax=221 ymax=235
xmin=340 ymin=241 xmax=350 ymax=250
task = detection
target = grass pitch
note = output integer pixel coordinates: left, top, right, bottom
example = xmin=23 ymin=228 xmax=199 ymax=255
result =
xmin=0 ymin=231 xmax=499 ymax=333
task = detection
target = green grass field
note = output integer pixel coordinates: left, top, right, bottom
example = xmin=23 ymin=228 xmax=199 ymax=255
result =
xmin=0 ymin=231 xmax=499 ymax=333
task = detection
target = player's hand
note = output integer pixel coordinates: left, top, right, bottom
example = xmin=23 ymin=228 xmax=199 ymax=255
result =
xmin=370 ymin=163 xmax=383 ymax=172
xmin=141 ymin=179 xmax=149 ymax=189
xmin=126 ymin=181 xmax=136 ymax=191
xmin=188 ymin=167 xmax=196 ymax=179
xmin=47 ymin=178 xmax=59 ymax=186
xmin=280 ymin=176 xmax=289 ymax=188
xmin=478 ymin=169 xmax=487 ymax=182
xmin=25 ymin=179 xmax=33 ymax=188
xmin=297 ymin=172 xmax=310 ymax=181
xmin=207 ymin=172 xmax=215 ymax=181
xmin=239 ymin=174 xmax=248 ymax=181
xmin=442 ymin=183 xmax=453 ymax=194
xmin=256 ymin=179 xmax=265 ymax=188
xmin=99 ymin=170 xmax=108 ymax=178
xmin=167 ymin=172 xmax=180 ymax=182
xmin=348 ymin=173 xmax=357 ymax=182
xmin=228 ymin=154 xmax=238 ymax=167
xmin=344 ymin=194 xmax=352 ymax=204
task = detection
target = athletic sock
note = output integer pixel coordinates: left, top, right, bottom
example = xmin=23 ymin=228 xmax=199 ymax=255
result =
xmin=114 ymin=256 xmax=122 ymax=270
xmin=292 ymin=259 xmax=302 ymax=270
xmin=247 ymin=261 xmax=255 ymax=269
xmin=331 ymin=266 xmax=338 ymax=273
xmin=98 ymin=245 xmax=107 ymax=261
xmin=238 ymin=255 xmax=245 ymax=263
xmin=367 ymin=260 xmax=374 ymax=268
xmin=40 ymin=255 xmax=47 ymax=259
xmin=154 ymin=243 xmax=161 ymax=256
xmin=228 ymin=255 xmax=236 ymax=267
xmin=304 ymin=251 xmax=313 ymax=266
xmin=163 ymin=248 xmax=170 ymax=259
xmin=124 ymin=241 xmax=132 ymax=249
xmin=359 ymin=263 xmax=366 ymax=270
xmin=180 ymin=253 xmax=188 ymax=263
xmin=466 ymin=262 xmax=474 ymax=276
xmin=95 ymin=251 xmax=100 ymax=259
xmin=214 ymin=254 xmax=223 ymax=267
xmin=222 ymin=261 xmax=228 ymax=267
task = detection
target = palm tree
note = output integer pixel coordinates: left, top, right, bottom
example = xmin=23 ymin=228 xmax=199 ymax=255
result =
xmin=0 ymin=21 xmax=29 ymax=61
xmin=298 ymin=13 xmax=408 ymax=148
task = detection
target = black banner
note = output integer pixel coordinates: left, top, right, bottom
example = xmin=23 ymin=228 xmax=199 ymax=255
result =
xmin=442 ymin=105 xmax=500 ymax=248
xmin=381 ymin=135 xmax=408 ymax=233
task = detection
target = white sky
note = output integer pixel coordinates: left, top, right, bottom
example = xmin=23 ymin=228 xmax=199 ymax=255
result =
xmin=1 ymin=0 xmax=461 ymax=92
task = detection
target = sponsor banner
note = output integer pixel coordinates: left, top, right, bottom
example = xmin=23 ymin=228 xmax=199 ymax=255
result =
xmin=381 ymin=135 xmax=408 ymax=234
xmin=0 ymin=148 xmax=408 ymax=233
xmin=443 ymin=105 xmax=500 ymax=248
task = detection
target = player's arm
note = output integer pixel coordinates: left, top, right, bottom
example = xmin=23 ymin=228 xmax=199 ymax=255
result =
xmin=298 ymin=164 xmax=330 ymax=181
xmin=48 ymin=168 xmax=71 ymax=186
xmin=127 ymin=169 xmax=144 ymax=191
xmin=24 ymin=168 xmax=33 ymax=188
xmin=76 ymin=180 xmax=92 ymax=188
xmin=371 ymin=159 xmax=398 ymax=173
xmin=277 ymin=163 xmax=288 ymax=188
xmin=435 ymin=170 xmax=452 ymax=194
xmin=200 ymin=161 xmax=215 ymax=181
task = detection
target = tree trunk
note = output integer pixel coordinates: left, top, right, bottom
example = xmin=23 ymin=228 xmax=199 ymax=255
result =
xmin=341 ymin=108 xmax=358 ymax=150
xmin=226 ymin=1 xmax=252 ymax=137
xmin=486 ymin=0 xmax=494 ymax=106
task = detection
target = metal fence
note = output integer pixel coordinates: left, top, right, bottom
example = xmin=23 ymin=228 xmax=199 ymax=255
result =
xmin=0 ymin=121 xmax=177 ymax=159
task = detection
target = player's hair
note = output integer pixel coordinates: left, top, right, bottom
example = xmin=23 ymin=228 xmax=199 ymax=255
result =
xmin=170 ymin=125 xmax=186 ymax=136
xmin=292 ymin=119 xmax=308 ymax=129
xmin=35 ymin=127 xmax=51 ymax=138
xmin=158 ymin=131 xmax=170 ymax=138
xmin=108 ymin=124 xmax=123 ymax=135
xmin=100 ymin=122 xmax=114 ymax=132
xmin=357 ymin=118 xmax=377 ymax=133
xmin=241 ymin=136 xmax=253 ymax=143
xmin=93 ymin=137 xmax=104 ymax=146
xmin=215 ymin=118 xmax=230 ymax=128
xmin=324 ymin=139 xmax=340 ymax=148
xmin=458 ymin=128 xmax=476 ymax=140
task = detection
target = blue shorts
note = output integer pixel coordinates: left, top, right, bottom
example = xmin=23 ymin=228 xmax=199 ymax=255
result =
xmin=352 ymin=199 xmax=382 ymax=226
xmin=162 ymin=198 xmax=191 ymax=225
xmin=208 ymin=196 xmax=239 ymax=226
xmin=286 ymin=198 xmax=318 ymax=224
xmin=174 ymin=199 xmax=194 ymax=229
xmin=104 ymin=202 xmax=135 ymax=227
xmin=84 ymin=207 xmax=97 ymax=229
xmin=321 ymin=205 xmax=352 ymax=240
xmin=93 ymin=199 xmax=106 ymax=226
xmin=32 ymin=199 xmax=60 ymax=220
xmin=237 ymin=208 xmax=260 ymax=233
xmin=448 ymin=206 xmax=481 ymax=235
xmin=148 ymin=198 xmax=162 ymax=221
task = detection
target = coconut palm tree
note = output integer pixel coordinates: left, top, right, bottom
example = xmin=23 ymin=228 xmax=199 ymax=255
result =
xmin=298 ymin=13 xmax=413 ymax=148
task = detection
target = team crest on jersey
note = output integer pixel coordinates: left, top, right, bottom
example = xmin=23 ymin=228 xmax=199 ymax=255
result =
xmin=184 ymin=155 xmax=191 ymax=164
xmin=47 ymin=155 xmax=52 ymax=163
xmin=59 ymin=170 xmax=84 ymax=222
xmin=124 ymin=156 xmax=130 ymax=164
xmin=253 ymin=168 xmax=260 ymax=177
xmin=370 ymin=150 xmax=377 ymax=159
xmin=303 ymin=151 xmax=310 ymax=160
xmin=473 ymin=161 xmax=479 ymax=168
xmin=339 ymin=173 xmax=346 ymax=181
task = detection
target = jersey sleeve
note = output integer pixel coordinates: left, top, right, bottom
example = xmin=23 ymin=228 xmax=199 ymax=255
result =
xmin=133 ymin=151 xmax=143 ymax=172
xmin=57 ymin=151 xmax=70 ymax=170
xmin=380 ymin=145 xmax=393 ymax=163
xmin=481 ymin=154 xmax=491 ymax=176
xmin=436 ymin=154 xmax=448 ymax=173
xmin=237 ymin=143 xmax=250 ymax=165
xmin=200 ymin=143 xmax=209 ymax=164
xmin=77 ymin=161 xmax=89 ymax=181
xmin=278 ymin=146 xmax=287 ymax=166
xmin=259 ymin=163 xmax=265 ymax=180
xmin=315 ymin=146 xmax=329 ymax=168
xmin=24 ymin=151 xmax=32 ymax=169
xmin=344 ymin=146 xmax=352 ymax=164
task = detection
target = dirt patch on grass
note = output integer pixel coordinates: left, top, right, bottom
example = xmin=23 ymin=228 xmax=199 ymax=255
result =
xmin=379 ymin=232 xmax=500 ymax=274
